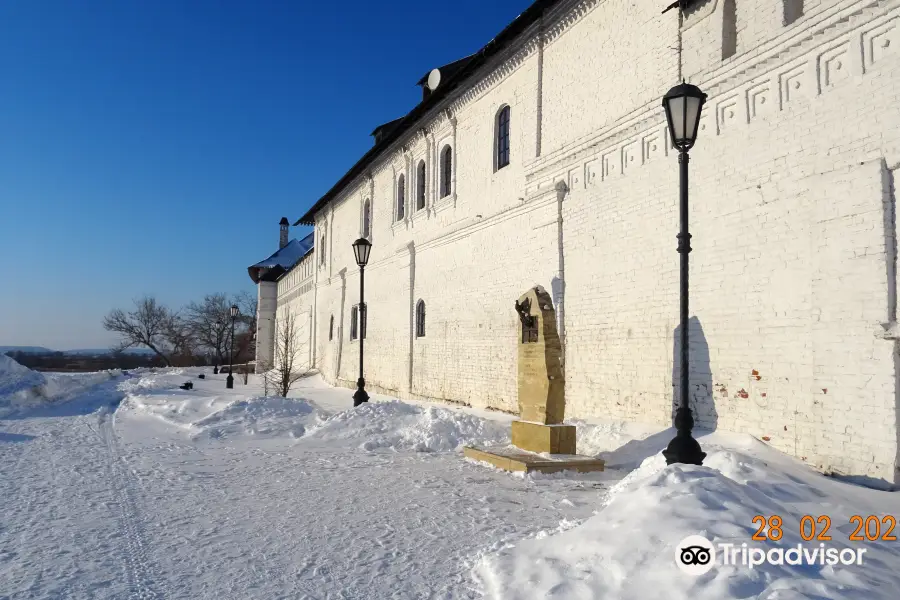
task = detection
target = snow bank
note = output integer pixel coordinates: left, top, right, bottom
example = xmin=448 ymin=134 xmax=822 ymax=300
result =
xmin=119 ymin=370 xmax=323 ymax=439
xmin=476 ymin=442 xmax=900 ymax=600
xmin=0 ymin=355 xmax=120 ymax=416
xmin=191 ymin=396 xmax=319 ymax=440
xmin=0 ymin=354 xmax=46 ymax=397
xmin=307 ymin=400 xmax=511 ymax=452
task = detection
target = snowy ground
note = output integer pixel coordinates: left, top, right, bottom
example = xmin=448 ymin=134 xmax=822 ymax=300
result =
xmin=2 ymin=361 xmax=898 ymax=599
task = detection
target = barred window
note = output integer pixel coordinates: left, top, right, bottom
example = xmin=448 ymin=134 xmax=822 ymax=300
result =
xmin=496 ymin=106 xmax=510 ymax=170
xmin=416 ymin=161 xmax=426 ymax=211
xmin=441 ymin=146 xmax=452 ymax=198
xmin=397 ymin=175 xmax=406 ymax=220
xmin=362 ymin=199 xmax=371 ymax=239
xmin=415 ymin=300 xmax=426 ymax=338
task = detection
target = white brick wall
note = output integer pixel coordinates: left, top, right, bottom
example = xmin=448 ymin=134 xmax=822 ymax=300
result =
xmin=263 ymin=0 xmax=900 ymax=486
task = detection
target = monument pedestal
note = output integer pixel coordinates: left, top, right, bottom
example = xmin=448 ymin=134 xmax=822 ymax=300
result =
xmin=463 ymin=445 xmax=605 ymax=474
xmin=463 ymin=286 xmax=605 ymax=475
xmin=511 ymin=420 xmax=576 ymax=454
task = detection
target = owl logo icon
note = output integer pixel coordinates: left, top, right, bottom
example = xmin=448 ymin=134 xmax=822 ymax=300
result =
xmin=675 ymin=535 xmax=716 ymax=575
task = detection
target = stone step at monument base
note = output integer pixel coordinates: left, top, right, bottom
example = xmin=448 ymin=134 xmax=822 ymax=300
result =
xmin=463 ymin=445 xmax=606 ymax=474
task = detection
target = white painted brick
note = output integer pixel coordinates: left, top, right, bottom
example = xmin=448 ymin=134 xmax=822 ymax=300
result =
xmin=259 ymin=0 xmax=900 ymax=487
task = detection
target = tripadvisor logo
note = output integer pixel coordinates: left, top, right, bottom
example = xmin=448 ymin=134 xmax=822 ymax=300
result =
xmin=675 ymin=535 xmax=716 ymax=575
xmin=675 ymin=535 xmax=868 ymax=575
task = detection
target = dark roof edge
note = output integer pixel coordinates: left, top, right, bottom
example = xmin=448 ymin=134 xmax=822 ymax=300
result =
xmin=369 ymin=116 xmax=405 ymax=138
xmin=295 ymin=0 xmax=560 ymax=226
xmin=415 ymin=54 xmax=477 ymax=86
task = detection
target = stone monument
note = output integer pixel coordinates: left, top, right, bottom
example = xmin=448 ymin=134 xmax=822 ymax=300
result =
xmin=464 ymin=286 xmax=605 ymax=474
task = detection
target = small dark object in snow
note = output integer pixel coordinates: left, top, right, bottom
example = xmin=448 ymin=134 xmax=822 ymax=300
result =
xmin=198 ymin=374 xmax=205 ymax=379
xmin=179 ymin=381 xmax=193 ymax=390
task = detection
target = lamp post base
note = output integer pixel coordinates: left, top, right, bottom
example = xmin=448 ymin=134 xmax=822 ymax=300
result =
xmin=353 ymin=378 xmax=369 ymax=407
xmin=662 ymin=433 xmax=706 ymax=466
xmin=663 ymin=406 xmax=705 ymax=465
xmin=226 ymin=374 xmax=234 ymax=389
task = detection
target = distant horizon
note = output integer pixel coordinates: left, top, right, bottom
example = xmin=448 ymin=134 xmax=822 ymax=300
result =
xmin=1 ymin=345 xmax=156 ymax=354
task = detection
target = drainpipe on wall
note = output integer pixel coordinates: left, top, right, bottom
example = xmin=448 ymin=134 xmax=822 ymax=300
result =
xmin=555 ymin=180 xmax=569 ymax=371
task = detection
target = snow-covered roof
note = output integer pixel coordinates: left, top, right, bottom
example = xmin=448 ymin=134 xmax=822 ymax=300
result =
xmin=247 ymin=233 xmax=314 ymax=283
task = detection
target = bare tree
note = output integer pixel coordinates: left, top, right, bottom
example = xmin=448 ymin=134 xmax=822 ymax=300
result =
xmin=261 ymin=360 xmax=271 ymax=396
xmin=234 ymin=290 xmax=258 ymax=363
xmin=265 ymin=312 xmax=308 ymax=397
xmin=236 ymin=290 xmax=258 ymax=337
xmin=103 ymin=296 xmax=174 ymax=366
xmin=185 ymin=294 xmax=232 ymax=366
xmin=163 ymin=312 xmax=197 ymax=367
xmin=238 ymin=363 xmax=251 ymax=385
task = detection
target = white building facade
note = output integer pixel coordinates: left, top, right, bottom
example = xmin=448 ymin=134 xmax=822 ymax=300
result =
xmin=253 ymin=0 xmax=900 ymax=487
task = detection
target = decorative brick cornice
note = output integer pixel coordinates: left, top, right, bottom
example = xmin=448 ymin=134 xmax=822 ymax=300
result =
xmin=526 ymin=1 xmax=900 ymax=190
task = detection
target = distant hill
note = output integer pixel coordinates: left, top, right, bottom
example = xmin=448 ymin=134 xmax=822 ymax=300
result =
xmin=1 ymin=346 xmax=155 ymax=356
xmin=63 ymin=348 xmax=156 ymax=356
xmin=0 ymin=346 xmax=55 ymax=354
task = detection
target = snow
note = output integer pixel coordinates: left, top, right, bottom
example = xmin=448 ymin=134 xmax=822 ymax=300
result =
xmin=476 ymin=436 xmax=900 ymax=600
xmin=2 ymin=364 xmax=898 ymax=599
xmin=0 ymin=354 xmax=120 ymax=417
xmin=247 ymin=234 xmax=314 ymax=282
xmin=0 ymin=353 xmax=46 ymax=396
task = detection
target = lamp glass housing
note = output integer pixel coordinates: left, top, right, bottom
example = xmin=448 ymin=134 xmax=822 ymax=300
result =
xmin=352 ymin=238 xmax=372 ymax=267
xmin=663 ymin=82 xmax=707 ymax=152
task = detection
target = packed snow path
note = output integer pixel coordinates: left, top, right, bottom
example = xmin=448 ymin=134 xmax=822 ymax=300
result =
xmin=1 ymin=371 xmax=611 ymax=599
xmin=5 ymin=367 xmax=899 ymax=599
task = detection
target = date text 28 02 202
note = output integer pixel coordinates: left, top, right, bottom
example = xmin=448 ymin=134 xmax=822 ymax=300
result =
xmin=751 ymin=515 xmax=897 ymax=543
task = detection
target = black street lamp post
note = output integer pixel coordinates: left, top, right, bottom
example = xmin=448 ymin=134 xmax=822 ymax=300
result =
xmin=226 ymin=304 xmax=238 ymax=389
xmin=352 ymin=238 xmax=372 ymax=407
xmin=661 ymin=81 xmax=708 ymax=466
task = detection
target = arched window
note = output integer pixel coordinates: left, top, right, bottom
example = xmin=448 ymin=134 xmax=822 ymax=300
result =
xmin=415 ymin=300 xmax=426 ymax=338
xmin=362 ymin=199 xmax=371 ymax=239
xmin=397 ymin=175 xmax=406 ymax=220
xmin=320 ymin=234 xmax=326 ymax=266
xmin=416 ymin=161 xmax=426 ymax=211
xmin=496 ymin=106 xmax=510 ymax=170
xmin=329 ymin=315 xmax=334 ymax=341
xmin=441 ymin=146 xmax=452 ymax=198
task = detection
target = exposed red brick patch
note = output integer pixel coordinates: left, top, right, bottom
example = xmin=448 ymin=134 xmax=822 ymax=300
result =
xmin=762 ymin=436 xmax=771 ymax=442
xmin=822 ymin=388 xmax=828 ymax=394
xmin=738 ymin=389 xmax=749 ymax=399
xmin=760 ymin=392 xmax=767 ymax=397
xmin=752 ymin=369 xmax=761 ymax=381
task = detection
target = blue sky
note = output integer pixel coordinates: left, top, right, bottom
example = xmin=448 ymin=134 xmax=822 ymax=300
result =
xmin=0 ymin=0 xmax=534 ymax=350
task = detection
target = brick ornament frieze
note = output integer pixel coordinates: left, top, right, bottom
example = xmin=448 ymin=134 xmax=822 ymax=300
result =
xmin=526 ymin=2 xmax=900 ymax=194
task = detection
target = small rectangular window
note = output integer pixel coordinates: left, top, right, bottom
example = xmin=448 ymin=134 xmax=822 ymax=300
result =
xmin=497 ymin=106 xmax=510 ymax=170
xmin=417 ymin=162 xmax=426 ymax=210
xmin=784 ymin=0 xmax=804 ymax=25
xmin=441 ymin=147 xmax=452 ymax=198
